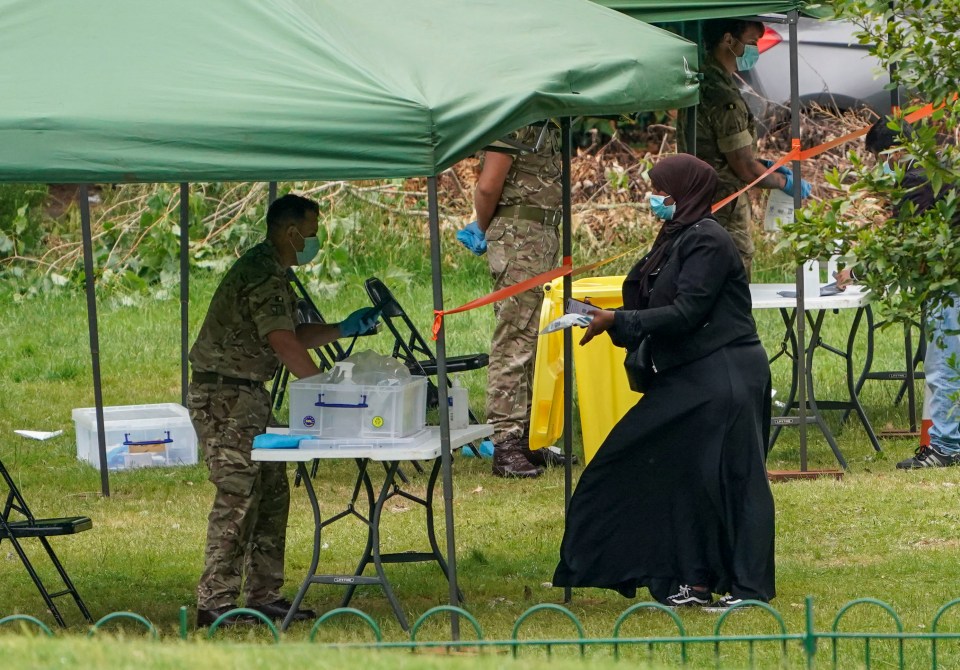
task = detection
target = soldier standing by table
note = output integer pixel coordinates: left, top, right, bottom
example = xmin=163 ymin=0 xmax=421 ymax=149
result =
xmin=462 ymin=123 xmax=574 ymax=478
xmin=678 ymin=18 xmax=811 ymax=279
xmin=188 ymin=194 xmax=379 ymax=627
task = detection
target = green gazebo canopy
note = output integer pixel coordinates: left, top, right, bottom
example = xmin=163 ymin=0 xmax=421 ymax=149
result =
xmin=594 ymin=0 xmax=828 ymax=23
xmin=0 ymin=0 xmax=700 ymax=184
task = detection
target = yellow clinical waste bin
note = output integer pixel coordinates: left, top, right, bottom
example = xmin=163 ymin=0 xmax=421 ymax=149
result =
xmin=529 ymin=276 xmax=641 ymax=464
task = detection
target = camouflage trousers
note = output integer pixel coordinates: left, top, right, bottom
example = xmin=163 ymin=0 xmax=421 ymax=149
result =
xmin=187 ymin=382 xmax=289 ymax=610
xmin=714 ymin=195 xmax=754 ymax=280
xmin=484 ymin=215 xmax=560 ymax=445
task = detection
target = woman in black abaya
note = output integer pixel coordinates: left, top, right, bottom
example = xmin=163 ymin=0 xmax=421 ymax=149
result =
xmin=553 ymin=154 xmax=775 ymax=609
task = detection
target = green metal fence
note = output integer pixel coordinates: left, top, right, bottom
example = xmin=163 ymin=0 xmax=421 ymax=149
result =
xmin=4 ymin=596 xmax=960 ymax=669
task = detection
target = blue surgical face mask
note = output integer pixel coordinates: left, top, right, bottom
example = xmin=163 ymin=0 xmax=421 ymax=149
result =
xmin=734 ymin=42 xmax=760 ymax=72
xmin=648 ymin=194 xmax=676 ymax=220
xmin=881 ymin=160 xmax=896 ymax=177
xmin=292 ymin=229 xmax=320 ymax=265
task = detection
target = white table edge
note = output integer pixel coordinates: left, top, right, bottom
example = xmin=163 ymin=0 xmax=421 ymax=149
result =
xmin=252 ymin=424 xmax=494 ymax=462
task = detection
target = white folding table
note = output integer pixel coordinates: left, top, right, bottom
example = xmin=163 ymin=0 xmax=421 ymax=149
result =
xmin=750 ymin=284 xmax=880 ymax=468
xmin=252 ymin=424 xmax=492 ymax=631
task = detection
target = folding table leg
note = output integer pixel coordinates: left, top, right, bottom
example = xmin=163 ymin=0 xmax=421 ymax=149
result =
xmin=282 ymin=462 xmax=323 ymax=632
xmin=769 ymin=307 xmax=801 ymax=450
xmin=340 ymin=463 xmax=377 ymax=609
xmin=424 ymin=459 xmax=464 ymax=603
xmin=805 ymin=311 xmax=849 ymax=469
xmin=843 ymin=307 xmax=882 ymax=452
xmin=366 ymin=461 xmax=409 ymax=630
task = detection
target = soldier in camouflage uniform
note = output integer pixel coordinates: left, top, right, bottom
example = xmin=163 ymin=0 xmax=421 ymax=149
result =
xmin=188 ymin=194 xmax=378 ymax=627
xmin=474 ymin=123 xmax=566 ymax=478
xmin=677 ymin=19 xmax=809 ymax=280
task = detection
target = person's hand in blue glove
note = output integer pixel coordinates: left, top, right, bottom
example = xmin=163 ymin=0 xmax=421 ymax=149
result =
xmin=339 ymin=307 xmax=380 ymax=337
xmin=456 ymin=221 xmax=487 ymax=256
xmin=761 ymin=159 xmax=812 ymax=198
xmin=780 ymin=171 xmax=813 ymax=199
xmin=760 ymin=158 xmax=793 ymax=177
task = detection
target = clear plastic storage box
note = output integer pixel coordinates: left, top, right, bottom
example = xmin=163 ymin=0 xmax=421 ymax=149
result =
xmin=72 ymin=403 xmax=198 ymax=470
xmin=288 ymin=375 xmax=427 ymax=439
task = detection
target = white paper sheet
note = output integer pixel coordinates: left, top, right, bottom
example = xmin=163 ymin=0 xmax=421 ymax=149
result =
xmin=14 ymin=429 xmax=63 ymax=441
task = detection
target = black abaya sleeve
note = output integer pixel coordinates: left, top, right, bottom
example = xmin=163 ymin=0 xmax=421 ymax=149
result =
xmin=610 ymin=225 xmax=738 ymax=341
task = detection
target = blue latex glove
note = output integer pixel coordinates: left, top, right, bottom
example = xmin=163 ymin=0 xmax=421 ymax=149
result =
xmin=780 ymin=171 xmax=813 ymax=199
xmin=340 ymin=306 xmax=380 ymax=337
xmin=456 ymin=221 xmax=487 ymax=256
xmin=760 ymin=158 xmax=792 ymax=177
xmin=461 ymin=439 xmax=494 ymax=459
xmin=253 ymin=434 xmax=305 ymax=449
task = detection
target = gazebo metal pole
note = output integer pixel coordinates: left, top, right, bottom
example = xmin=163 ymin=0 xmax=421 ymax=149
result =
xmin=180 ymin=183 xmax=189 ymax=406
xmin=788 ymin=9 xmax=809 ymax=470
xmin=886 ymin=1 xmax=918 ymax=433
xmin=888 ymin=1 xmax=901 ymax=112
xmin=79 ymin=185 xmax=110 ymax=497
xmin=681 ymin=20 xmax=702 ymax=155
xmin=561 ymin=117 xmax=574 ymax=604
xmin=426 ymin=175 xmax=460 ymax=639
xmin=268 ymin=181 xmax=278 ymax=204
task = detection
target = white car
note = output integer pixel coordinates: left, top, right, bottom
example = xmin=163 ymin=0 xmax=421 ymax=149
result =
xmin=739 ymin=18 xmax=900 ymax=132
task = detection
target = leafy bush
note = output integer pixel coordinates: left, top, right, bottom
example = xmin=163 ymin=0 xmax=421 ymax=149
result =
xmin=781 ymin=0 xmax=960 ymax=325
xmin=0 ymin=183 xmax=49 ymax=260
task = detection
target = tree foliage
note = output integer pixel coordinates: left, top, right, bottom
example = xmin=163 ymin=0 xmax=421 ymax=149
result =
xmin=779 ymin=0 xmax=960 ymax=324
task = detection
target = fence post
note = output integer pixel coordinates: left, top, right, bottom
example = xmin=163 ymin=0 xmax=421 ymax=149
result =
xmin=805 ymin=596 xmax=817 ymax=669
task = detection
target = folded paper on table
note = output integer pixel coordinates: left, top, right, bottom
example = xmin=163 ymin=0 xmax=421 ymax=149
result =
xmin=777 ymin=282 xmax=843 ymax=298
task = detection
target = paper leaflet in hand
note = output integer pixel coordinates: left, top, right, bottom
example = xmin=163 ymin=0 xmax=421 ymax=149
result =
xmin=539 ymin=312 xmax=593 ymax=335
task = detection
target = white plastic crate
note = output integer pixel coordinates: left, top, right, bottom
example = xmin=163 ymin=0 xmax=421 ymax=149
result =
xmin=72 ymin=403 xmax=198 ymax=470
xmin=288 ymin=375 xmax=427 ymax=439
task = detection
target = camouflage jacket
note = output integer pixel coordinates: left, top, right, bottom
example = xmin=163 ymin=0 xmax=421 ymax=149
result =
xmin=485 ymin=124 xmax=562 ymax=211
xmin=189 ymin=240 xmax=298 ymax=382
xmin=677 ymin=54 xmax=758 ymax=202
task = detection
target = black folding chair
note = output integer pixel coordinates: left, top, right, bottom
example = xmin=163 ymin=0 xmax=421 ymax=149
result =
xmin=364 ymin=277 xmax=489 ymax=455
xmin=0 ymin=457 xmax=94 ymax=627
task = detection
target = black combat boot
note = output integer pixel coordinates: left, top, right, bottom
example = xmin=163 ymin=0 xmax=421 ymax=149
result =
xmin=492 ymin=438 xmax=544 ymax=478
xmin=523 ymin=445 xmax=578 ymax=467
xmin=519 ymin=427 xmax=578 ymax=467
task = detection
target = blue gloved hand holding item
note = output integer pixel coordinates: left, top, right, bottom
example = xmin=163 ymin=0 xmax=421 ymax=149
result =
xmin=340 ymin=306 xmax=380 ymax=337
xmin=456 ymin=221 xmax=487 ymax=256
xmin=780 ymin=171 xmax=813 ymax=199
xmin=357 ymin=306 xmax=381 ymax=334
xmin=760 ymin=158 xmax=792 ymax=177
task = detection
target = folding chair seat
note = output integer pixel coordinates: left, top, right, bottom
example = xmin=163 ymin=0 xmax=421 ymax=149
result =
xmin=0 ymin=457 xmax=94 ymax=627
xmin=364 ymin=276 xmax=488 ymax=419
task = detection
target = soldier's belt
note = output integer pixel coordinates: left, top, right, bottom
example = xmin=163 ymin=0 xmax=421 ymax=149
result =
xmin=493 ymin=205 xmax=561 ymax=226
xmin=192 ymin=371 xmax=263 ymax=387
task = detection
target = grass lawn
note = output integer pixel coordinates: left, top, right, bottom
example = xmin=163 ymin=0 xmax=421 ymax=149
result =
xmin=2 ymin=223 xmax=959 ymax=669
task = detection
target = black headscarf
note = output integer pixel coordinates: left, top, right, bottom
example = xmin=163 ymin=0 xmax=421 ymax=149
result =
xmin=625 ymin=155 xmax=719 ymax=308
